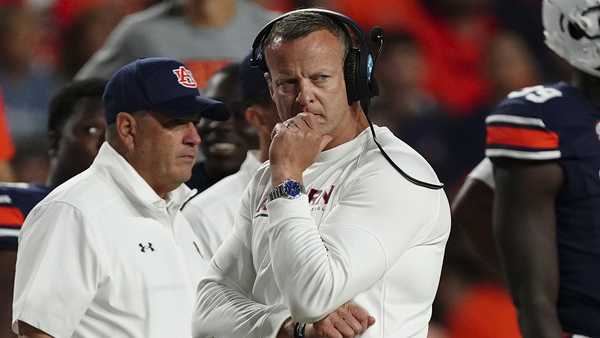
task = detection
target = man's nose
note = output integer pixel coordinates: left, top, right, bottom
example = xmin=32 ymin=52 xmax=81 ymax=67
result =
xmin=184 ymin=122 xmax=202 ymax=146
xmin=295 ymin=79 xmax=315 ymax=107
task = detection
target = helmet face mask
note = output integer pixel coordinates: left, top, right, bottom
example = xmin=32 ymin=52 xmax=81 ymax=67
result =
xmin=544 ymin=0 xmax=600 ymax=77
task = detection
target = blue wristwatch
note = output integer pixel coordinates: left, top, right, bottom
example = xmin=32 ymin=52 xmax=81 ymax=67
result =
xmin=269 ymin=179 xmax=305 ymax=201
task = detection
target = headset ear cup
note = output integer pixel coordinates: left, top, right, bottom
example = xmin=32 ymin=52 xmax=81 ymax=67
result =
xmin=568 ymin=21 xmax=585 ymax=40
xmin=344 ymin=48 xmax=360 ymax=104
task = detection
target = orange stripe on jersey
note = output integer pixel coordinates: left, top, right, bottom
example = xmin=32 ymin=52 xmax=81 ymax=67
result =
xmin=487 ymin=126 xmax=559 ymax=149
xmin=0 ymin=206 xmax=24 ymax=227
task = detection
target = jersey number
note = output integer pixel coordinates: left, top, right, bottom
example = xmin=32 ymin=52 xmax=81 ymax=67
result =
xmin=507 ymin=85 xmax=563 ymax=103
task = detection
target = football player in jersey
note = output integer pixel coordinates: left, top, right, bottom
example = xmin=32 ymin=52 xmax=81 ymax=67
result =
xmin=0 ymin=78 xmax=106 ymax=338
xmin=454 ymin=1 xmax=600 ymax=337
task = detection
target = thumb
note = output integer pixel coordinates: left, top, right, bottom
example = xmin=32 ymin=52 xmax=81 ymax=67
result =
xmin=367 ymin=316 xmax=376 ymax=326
xmin=319 ymin=134 xmax=333 ymax=151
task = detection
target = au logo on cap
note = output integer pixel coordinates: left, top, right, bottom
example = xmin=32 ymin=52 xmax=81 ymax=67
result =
xmin=172 ymin=66 xmax=197 ymax=89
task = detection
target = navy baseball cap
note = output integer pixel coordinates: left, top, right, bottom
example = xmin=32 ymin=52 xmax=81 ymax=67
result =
xmin=103 ymin=57 xmax=229 ymax=124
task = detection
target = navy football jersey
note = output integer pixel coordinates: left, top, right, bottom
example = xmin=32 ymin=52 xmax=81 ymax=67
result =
xmin=485 ymin=82 xmax=600 ymax=336
xmin=0 ymin=183 xmax=50 ymax=250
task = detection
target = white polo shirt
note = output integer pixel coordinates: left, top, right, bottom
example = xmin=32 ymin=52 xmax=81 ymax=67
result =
xmin=182 ymin=151 xmax=261 ymax=258
xmin=13 ymin=142 xmax=210 ymax=338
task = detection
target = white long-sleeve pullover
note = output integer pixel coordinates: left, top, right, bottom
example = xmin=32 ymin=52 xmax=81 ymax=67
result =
xmin=193 ymin=126 xmax=451 ymax=338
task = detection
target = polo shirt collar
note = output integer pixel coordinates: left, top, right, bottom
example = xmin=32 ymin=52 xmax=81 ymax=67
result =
xmin=93 ymin=142 xmax=195 ymax=211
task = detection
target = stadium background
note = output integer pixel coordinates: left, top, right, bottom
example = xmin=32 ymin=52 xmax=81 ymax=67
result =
xmin=0 ymin=1 xmax=559 ymax=337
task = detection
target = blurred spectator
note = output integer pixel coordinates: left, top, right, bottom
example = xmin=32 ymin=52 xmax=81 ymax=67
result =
xmin=0 ymin=0 xmax=22 ymax=6
xmin=436 ymin=226 xmax=521 ymax=338
xmin=76 ymin=0 xmax=278 ymax=86
xmin=493 ymin=0 xmax=566 ymax=81
xmin=0 ymin=78 xmax=106 ymax=338
xmin=184 ymin=55 xmax=279 ymax=257
xmin=53 ymin=0 xmax=122 ymax=80
xmin=372 ymin=32 xmax=439 ymax=128
xmin=0 ymin=90 xmax=14 ymax=182
xmin=485 ymin=31 xmax=541 ymax=103
xmin=371 ymin=31 xmax=483 ymax=191
xmin=187 ymin=63 xmax=254 ymax=191
xmin=253 ymin=0 xmax=295 ymax=11
xmin=335 ymin=0 xmax=497 ymax=116
xmin=295 ymin=0 xmax=334 ymax=6
xmin=0 ymin=4 xmax=60 ymax=146
xmin=53 ymin=0 xmax=158 ymax=26
xmin=427 ymin=323 xmax=448 ymax=338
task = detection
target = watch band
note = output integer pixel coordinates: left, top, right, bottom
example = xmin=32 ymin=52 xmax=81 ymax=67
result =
xmin=268 ymin=179 xmax=305 ymax=201
xmin=293 ymin=322 xmax=306 ymax=338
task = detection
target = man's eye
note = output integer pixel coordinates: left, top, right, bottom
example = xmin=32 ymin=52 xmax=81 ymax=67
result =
xmin=277 ymin=79 xmax=294 ymax=86
xmin=86 ymin=126 xmax=101 ymax=135
xmin=313 ymin=74 xmax=330 ymax=82
xmin=163 ymin=119 xmax=186 ymax=128
xmin=276 ymin=79 xmax=297 ymax=93
xmin=163 ymin=119 xmax=199 ymax=129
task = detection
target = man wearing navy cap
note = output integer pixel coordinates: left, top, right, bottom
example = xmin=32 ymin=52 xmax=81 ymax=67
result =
xmin=12 ymin=57 xmax=228 ymax=338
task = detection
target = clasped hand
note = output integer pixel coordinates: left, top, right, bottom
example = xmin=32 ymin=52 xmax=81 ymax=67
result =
xmin=269 ymin=113 xmax=333 ymax=185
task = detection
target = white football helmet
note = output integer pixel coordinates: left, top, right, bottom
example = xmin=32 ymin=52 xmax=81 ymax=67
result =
xmin=544 ymin=0 xmax=600 ymax=77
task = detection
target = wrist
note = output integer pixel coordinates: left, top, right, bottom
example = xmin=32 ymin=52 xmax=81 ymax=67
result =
xmin=271 ymin=166 xmax=302 ymax=187
xmin=276 ymin=318 xmax=295 ymax=338
xmin=269 ymin=179 xmax=306 ymax=201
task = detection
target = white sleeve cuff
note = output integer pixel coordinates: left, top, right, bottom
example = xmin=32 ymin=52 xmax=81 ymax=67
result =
xmin=266 ymin=195 xmax=312 ymax=227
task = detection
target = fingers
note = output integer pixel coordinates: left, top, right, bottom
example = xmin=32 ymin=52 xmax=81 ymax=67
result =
xmin=346 ymin=302 xmax=375 ymax=333
xmin=280 ymin=114 xmax=331 ymax=148
xmin=271 ymin=122 xmax=285 ymax=139
xmin=337 ymin=306 xmax=363 ymax=334
xmin=367 ymin=316 xmax=376 ymax=327
xmin=284 ymin=121 xmax=298 ymax=129
xmin=286 ymin=112 xmax=318 ymax=131
xmin=317 ymin=320 xmax=343 ymax=338
xmin=346 ymin=302 xmax=369 ymax=324
xmin=323 ymin=312 xmax=355 ymax=338
xmin=296 ymin=113 xmax=314 ymax=129
xmin=311 ymin=309 xmax=375 ymax=338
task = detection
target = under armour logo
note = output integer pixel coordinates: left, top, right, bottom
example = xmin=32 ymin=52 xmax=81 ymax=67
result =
xmin=139 ymin=242 xmax=155 ymax=253
xmin=172 ymin=66 xmax=197 ymax=88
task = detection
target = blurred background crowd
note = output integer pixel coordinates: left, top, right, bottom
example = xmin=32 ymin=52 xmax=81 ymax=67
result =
xmin=0 ymin=0 xmax=567 ymax=337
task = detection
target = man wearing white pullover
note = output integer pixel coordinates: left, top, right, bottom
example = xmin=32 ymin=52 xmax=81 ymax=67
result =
xmin=193 ymin=9 xmax=451 ymax=338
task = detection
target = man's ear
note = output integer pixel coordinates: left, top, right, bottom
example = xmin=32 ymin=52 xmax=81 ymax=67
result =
xmin=245 ymin=106 xmax=262 ymax=129
xmin=47 ymin=130 xmax=60 ymax=158
xmin=245 ymin=106 xmax=270 ymax=135
xmin=115 ymin=112 xmax=137 ymax=151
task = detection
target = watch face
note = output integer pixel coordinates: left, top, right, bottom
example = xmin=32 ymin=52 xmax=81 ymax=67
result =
xmin=284 ymin=180 xmax=302 ymax=197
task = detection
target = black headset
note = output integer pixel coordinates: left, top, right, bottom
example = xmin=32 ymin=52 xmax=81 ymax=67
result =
xmin=251 ymin=8 xmax=378 ymax=113
xmin=250 ymin=8 xmax=444 ymax=190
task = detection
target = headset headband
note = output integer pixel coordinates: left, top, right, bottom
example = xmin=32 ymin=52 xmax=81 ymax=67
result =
xmin=250 ymin=8 xmax=369 ymax=66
